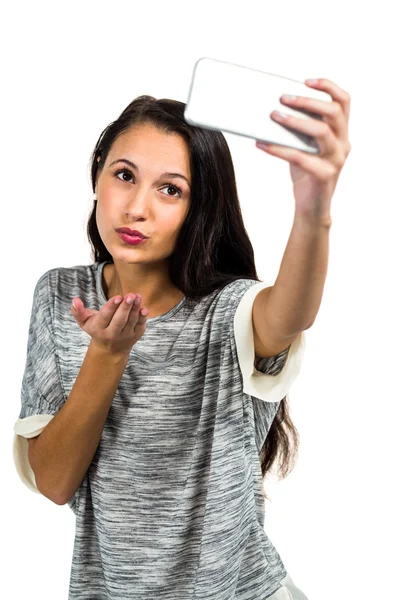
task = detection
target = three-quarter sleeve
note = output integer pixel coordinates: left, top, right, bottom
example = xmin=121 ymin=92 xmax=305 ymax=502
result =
xmin=232 ymin=280 xmax=306 ymax=403
xmin=12 ymin=270 xmax=66 ymax=494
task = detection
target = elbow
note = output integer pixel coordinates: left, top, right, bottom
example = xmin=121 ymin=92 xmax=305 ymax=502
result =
xmin=28 ymin=441 xmax=66 ymax=506
xmin=36 ymin=474 xmax=67 ymax=506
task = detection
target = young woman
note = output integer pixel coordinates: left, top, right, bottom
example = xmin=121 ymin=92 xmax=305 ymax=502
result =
xmin=13 ymin=80 xmax=351 ymax=599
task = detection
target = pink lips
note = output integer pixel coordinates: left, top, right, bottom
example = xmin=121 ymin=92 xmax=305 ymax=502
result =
xmin=117 ymin=231 xmax=147 ymax=245
xmin=116 ymin=227 xmax=148 ymax=238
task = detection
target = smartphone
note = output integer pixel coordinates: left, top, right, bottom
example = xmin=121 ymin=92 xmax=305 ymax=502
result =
xmin=184 ymin=57 xmax=332 ymax=155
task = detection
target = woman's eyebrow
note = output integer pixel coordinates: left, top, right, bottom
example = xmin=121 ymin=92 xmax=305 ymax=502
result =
xmin=109 ymin=158 xmax=191 ymax=188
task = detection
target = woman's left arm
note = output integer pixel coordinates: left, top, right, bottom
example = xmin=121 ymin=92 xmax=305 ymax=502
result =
xmin=253 ymin=78 xmax=351 ymax=341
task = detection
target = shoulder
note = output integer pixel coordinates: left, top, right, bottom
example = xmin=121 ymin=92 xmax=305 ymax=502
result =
xmin=35 ymin=263 xmax=97 ymax=291
xmin=216 ymin=278 xmax=261 ymax=305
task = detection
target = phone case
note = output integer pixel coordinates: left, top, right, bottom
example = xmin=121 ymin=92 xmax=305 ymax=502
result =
xmin=184 ymin=57 xmax=332 ymax=155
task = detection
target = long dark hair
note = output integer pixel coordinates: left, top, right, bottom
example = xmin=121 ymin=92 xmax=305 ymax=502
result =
xmin=86 ymin=95 xmax=299 ymax=499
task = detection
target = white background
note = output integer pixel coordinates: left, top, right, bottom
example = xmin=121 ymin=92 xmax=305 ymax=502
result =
xmin=2 ymin=1 xmax=399 ymax=599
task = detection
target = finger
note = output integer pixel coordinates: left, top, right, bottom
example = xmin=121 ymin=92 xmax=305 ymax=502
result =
xmin=305 ymin=78 xmax=351 ymax=121
xmin=270 ymin=110 xmax=337 ymax=156
xmin=137 ymin=307 xmax=149 ymax=322
xmin=123 ymin=295 xmax=148 ymax=330
xmin=71 ymin=297 xmax=96 ymax=326
xmin=134 ymin=308 xmax=149 ymax=330
xmin=95 ymin=295 xmax=124 ymax=328
xmin=71 ymin=297 xmax=82 ymax=312
xmin=257 ymin=142 xmax=339 ymax=181
xmin=108 ymin=294 xmax=137 ymax=331
xmin=280 ymin=94 xmax=348 ymax=143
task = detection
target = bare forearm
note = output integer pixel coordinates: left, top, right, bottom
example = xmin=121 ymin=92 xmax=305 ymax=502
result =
xmin=265 ymin=215 xmax=331 ymax=337
xmin=29 ymin=342 xmax=130 ymax=505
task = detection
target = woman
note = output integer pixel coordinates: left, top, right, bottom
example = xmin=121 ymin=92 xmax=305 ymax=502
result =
xmin=13 ymin=79 xmax=351 ymax=599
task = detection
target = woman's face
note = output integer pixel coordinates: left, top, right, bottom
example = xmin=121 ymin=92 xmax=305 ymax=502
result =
xmin=95 ymin=123 xmax=192 ymax=266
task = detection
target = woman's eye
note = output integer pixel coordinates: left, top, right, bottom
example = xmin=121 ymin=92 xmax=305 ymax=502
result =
xmin=116 ymin=170 xmax=133 ymax=183
xmin=160 ymin=184 xmax=182 ymax=198
xmin=115 ymin=169 xmax=182 ymax=197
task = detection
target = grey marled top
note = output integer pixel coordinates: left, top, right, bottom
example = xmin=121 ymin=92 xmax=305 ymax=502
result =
xmin=13 ymin=260 xmax=307 ymax=600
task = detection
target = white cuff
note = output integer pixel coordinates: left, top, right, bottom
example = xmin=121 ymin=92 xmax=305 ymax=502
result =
xmin=13 ymin=415 xmax=55 ymax=493
xmin=234 ymin=281 xmax=306 ymax=403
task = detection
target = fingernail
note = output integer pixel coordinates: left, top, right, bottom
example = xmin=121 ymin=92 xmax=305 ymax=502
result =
xmin=134 ymin=296 xmax=141 ymax=305
xmin=273 ymin=110 xmax=289 ymax=119
xmin=72 ymin=300 xmax=77 ymax=309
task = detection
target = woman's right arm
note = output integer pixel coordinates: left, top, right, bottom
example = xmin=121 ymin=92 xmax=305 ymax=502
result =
xmin=28 ymin=341 xmax=130 ymax=505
